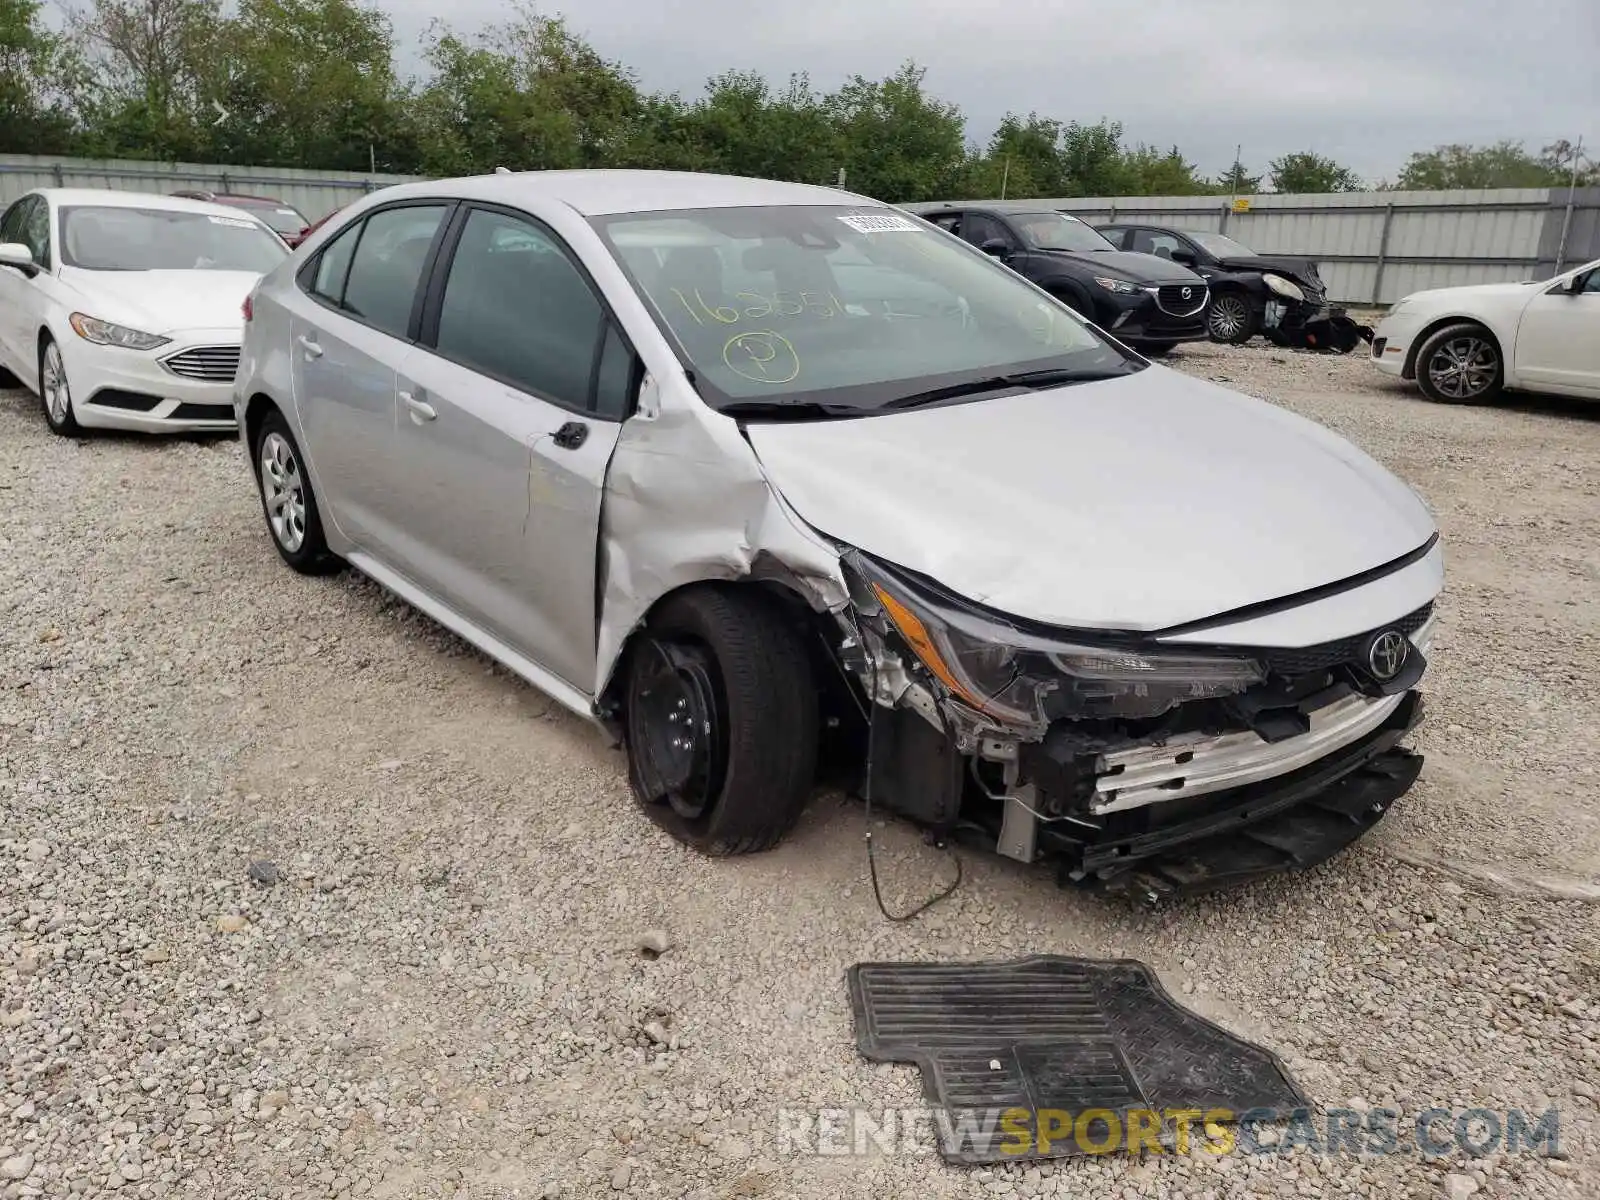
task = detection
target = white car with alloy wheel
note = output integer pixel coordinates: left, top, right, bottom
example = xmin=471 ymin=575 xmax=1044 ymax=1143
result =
xmin=1370 ymin=256 xmax=1600 ymax=404
xmin=0 ymin=188 xmax=290 ymax=435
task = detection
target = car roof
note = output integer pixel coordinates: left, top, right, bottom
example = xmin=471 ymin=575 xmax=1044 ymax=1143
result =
xmin=901 ymin=201 xmax=1069 ymax=217
xmin=362 ymin=170 xmax=877 ymax=217
xmin=28 ymin=188 xmax=275 ymax=222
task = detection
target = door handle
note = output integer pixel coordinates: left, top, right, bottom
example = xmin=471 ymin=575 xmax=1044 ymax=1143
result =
xmin=296 ymin=335 xmax=323 ymax=359
xmin=401 ymin=391 xmax=436 ymax=423
xmin=552 ymin=421 xmax=588 ymax=450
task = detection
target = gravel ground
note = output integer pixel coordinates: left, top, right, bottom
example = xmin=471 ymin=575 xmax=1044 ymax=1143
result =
xmin=1 ymin=342 xmax=1596 ymax=1200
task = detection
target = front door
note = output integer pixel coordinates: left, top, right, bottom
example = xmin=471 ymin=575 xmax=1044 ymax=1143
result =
xmin=291 ymin=202 xmax=451 ymax=552
xmin=1514 ymin=267 xmax=1600 ymax=395
xmin=0 ymin=197 xmax=41 ymax=380
xmin=387 ymin=204 xmax=626 ymax=692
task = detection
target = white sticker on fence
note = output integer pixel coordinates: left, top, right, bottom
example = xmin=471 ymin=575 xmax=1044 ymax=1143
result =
xmin=837 ymin=213 xmax=922 ymax=234
xmin=208 ymin=215 xmax=257 ymax=229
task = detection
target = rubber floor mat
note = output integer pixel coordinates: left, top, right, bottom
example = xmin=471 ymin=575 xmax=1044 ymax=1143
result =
xmin=847 ymin=955 xmax=1306 ymax=1163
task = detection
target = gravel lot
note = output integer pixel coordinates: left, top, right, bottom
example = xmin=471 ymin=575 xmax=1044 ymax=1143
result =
xmin=2 ymin=342 xmax=1596 ymax=1200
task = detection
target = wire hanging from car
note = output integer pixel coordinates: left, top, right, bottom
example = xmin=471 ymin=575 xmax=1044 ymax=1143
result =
xmin=847 ymin=610 xmax=964 ymax=922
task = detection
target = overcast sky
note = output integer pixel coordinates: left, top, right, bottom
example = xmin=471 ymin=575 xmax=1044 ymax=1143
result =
xmin=376 ymin=0 xmax=1596 ymax=184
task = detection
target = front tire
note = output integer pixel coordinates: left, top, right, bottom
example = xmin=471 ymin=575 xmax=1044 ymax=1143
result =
xmin=1413 ymin=322 xmax=1503 ymax=405
xmin=251 ymin=408 xmax=340 ymax=575
xmin=624 ymin=586 xmax=819 ymax=856
xmin=38 ymin=337 xmax=83 ymax=437
xmin=1207 ymin=292 xmax=1259 ymax=344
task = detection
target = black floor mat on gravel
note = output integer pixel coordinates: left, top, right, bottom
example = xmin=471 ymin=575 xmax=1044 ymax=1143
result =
xmin=848 ymin=955 xmax=1306 ymax=1163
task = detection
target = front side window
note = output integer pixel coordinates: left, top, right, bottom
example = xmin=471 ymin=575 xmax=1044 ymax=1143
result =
xmin=0 ymin=198 xmax=29 ymax=247
xmin=959 ymin=213 xmax=1011 ymax=249
xmin=341 ymin=204 xmax=448 ymax=339
xmin=1130 ymin=229 xmax=1189 ymax=260
xmin=433 ymin=208 xmax=604 ymax=409
xmin=21 ymin=199 xmax=51 ymax=269
xmin=594 ymin=204 xmax=1139 ymax=414
xmin=59 ymin=205 xmax=289 ymax=272
xmin=1011 ymin=212 xmax=1118 ymax=253
xmin=1581 ymin=266 xmax=1600 ymax=294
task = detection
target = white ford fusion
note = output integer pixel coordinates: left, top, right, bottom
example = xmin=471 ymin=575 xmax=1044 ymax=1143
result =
xmin=1370 ymin=256 xmax=1600 ymax=404
xmin=0 ymin=188 xmax=290 ymax=435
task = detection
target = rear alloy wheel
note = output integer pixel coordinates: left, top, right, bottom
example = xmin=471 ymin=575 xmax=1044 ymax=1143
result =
xmin=1207 ymin=293 xmax=1258 ymax=344
xmin=624 ymin=587 xmax=818 ymax=856
xmin=39 ymin=338 xmax=83 ymax=437
xmin=252 ymin=409 xmax=340 ymax=574
xmin=1414 ymin=322 xmax=1503 ymax=405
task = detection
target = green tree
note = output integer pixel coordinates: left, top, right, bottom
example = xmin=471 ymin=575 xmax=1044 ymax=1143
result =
xmin=1117 ymin=144 xmax=1213 ymax=196
xmin=1268 ymin=151 xmax=1363 ymax=193
xmin=0 ymin=0 xmax=77 ymax=152
xmin=685 ymin=70 xmax=843 ymax=184
xmin=823 ymin=62 xmax=966 ymax=202
xmin=409 ymin=6 xmax=642 ymax=176
xmin=1395 ymin=139 xmax=1594 ymax=189
xmin=64 ymin=0 xmax=225 ymax=159
xmin=207 ymin=0 xmax=405 ymax=172
xmin=1213 ymin=158 xmax=1262 ymax=195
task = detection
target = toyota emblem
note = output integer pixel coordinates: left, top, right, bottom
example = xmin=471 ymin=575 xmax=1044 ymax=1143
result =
xmin=1366 ymin=630 xmax=1409 ymax=681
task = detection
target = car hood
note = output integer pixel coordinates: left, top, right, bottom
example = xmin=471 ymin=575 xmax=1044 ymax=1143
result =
xmin=1042 ymin=248 xmax=1204 ymax=284
xmin=1212 ymin=254 xmax=1325 ymax=291
xmin=59 ymin=268 xmax=258 ymax=335
xmin=1393 ymin=280 xmax=1543 ymax=308
xmin=744 ymin=368 xmax=1437 ymax=632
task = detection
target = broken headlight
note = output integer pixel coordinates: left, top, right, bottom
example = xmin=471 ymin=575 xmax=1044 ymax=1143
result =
xmin=850 ymin=555 xmax=1265 ymax=730
xmin=1261 ymin=273 xmax=1306 ymax=302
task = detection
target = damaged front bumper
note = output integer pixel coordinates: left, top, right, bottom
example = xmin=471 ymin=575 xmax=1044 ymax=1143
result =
xmin=834 ymin=551 xmax=1436 ymax=894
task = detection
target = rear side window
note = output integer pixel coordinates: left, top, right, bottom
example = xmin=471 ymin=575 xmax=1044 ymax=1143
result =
xmin=341 ymin=205 xmax=448 ymax=339
xmin=310 ymin=223 xmax=360 ymax=304
xmin=432 ymin=208 xmax=605 ymax=410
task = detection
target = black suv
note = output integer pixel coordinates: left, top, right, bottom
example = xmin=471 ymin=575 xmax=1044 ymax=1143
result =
xmin=902 ymin=203 xmax=1211 ymax=353
xmin=1095 ymin=223 xmax=1330 ymax=345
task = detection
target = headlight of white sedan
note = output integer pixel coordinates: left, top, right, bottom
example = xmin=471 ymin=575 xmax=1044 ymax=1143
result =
xmin=1261 ymin=273 xmax=1306 ymax=303
xmin=68 ymin=313 xmax=171 ymax=351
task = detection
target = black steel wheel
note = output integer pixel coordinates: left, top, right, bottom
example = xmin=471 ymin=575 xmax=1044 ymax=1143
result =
xmin=623 ymin=586 xmax=818 ymax=856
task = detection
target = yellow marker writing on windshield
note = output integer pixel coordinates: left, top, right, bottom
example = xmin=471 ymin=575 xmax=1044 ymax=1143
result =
xmin=723 ymin=330 xmax=800 ymax=384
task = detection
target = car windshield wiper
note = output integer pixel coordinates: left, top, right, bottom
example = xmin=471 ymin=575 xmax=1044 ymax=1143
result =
xmin=718 ymin=399 xmax=865 ymax=421
xmin=881 ymin=365 xmax=1138 ymax=411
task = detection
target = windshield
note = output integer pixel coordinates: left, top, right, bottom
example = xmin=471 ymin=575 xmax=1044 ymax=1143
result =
xmin=1188 ymin=231 xmax=1256 ymax=258
xmin=59 ymin=205 xmax=291 ymax=272
xmin=233 ymin=201 xmax=309 ymax=236
xmin=592 ymin=205 xmax=1137 ymax=413
xmin=1010 ymin=212 xmax=1118 ymax=253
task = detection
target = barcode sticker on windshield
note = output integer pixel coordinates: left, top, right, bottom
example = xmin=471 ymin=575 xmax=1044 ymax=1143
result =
xmin=838 ymin=213 xmax=922 ymax=234
xmin=208 ymin=215 xmax=256 ymax=229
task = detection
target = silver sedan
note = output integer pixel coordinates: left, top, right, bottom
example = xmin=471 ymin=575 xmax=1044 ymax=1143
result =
xmin=234 ymin=170 xmax=1443 ymax=895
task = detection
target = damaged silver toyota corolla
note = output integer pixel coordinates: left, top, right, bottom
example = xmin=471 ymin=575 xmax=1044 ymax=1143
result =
xmin=234 ymin=170 xmax=1442 ymax=896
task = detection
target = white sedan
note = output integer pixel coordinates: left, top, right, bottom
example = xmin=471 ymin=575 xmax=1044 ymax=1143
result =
xmin=0 ymin=188 xmax=290 ymax=435
xmin=1371 ymin=256 xmax=1600 ymax=404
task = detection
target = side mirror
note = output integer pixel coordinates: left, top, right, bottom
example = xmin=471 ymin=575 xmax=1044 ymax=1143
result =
xmin=1567 ymin=272 xmax=1589 ymax=294
xmin=979 ymin=237 xmax=1011 ymax=258
xmin=1170 ymin=249 xmax=1198 ymax=267
xmin=0 ymin=242 xmax=38 ymax=276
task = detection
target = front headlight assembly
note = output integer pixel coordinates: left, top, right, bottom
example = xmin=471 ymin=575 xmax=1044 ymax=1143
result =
xmin=68 ymin=313 xmax=171 ymax=351
xmin=1092 ymin=275 xmax=1142 ymax=295
xmin=849 ymin=555 xmax=1265 ymax=733
xmin=1261 ymin=273 xmax=1306 ymax=303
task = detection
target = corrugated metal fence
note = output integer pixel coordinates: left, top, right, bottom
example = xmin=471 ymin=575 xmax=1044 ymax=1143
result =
xmin=969 ymin=187 xmax=1600 ymax=305
xmin=0 ymin=154 xmax=420 ymax=229
xmin=5 ymin=155 xmax=1598 ymax=306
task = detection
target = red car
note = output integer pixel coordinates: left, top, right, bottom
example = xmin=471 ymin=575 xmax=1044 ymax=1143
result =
xmin=170 ymin=190 xmax=315 ymax=248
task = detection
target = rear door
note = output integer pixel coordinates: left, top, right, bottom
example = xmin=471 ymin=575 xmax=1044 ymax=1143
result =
xmin=386 ymin=203 xmax=631 ymax=692
xmin=290 ymin=201 xmax=452 ymax=552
